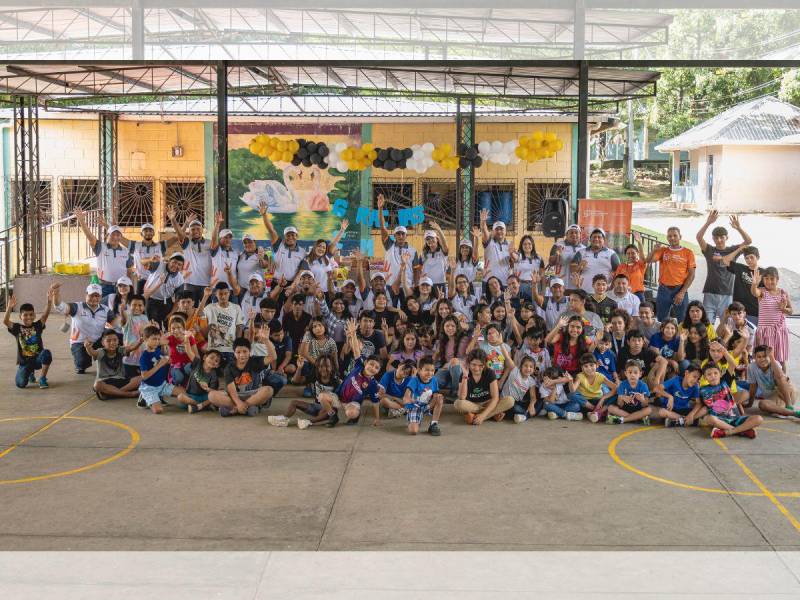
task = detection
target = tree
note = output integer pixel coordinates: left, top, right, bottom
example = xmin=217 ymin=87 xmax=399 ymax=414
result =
xmin=779 ymin=69 xmax=800 ymax=106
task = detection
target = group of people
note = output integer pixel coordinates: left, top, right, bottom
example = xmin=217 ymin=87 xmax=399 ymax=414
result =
xmin=6 ymin=198 xmax=794 ymax=440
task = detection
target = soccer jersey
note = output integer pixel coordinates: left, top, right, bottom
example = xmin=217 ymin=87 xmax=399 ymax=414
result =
xmin=379 ymin=371 xmax=411 ymax=398
xmin=144 ymin=264 xmax=185 ymax=302
xmin=337 ymin=358 xmax=379 ymax=405
xmin=415 ymin=249 xmax=448 ymax=285
xmin=573 ymin=247 xmax=620 ymax=294
xmin=382 ymin=239 xmax=417 ymax=287
xmin=236 ymin=251 xmax=263 ymax=289
xmin=62 ymin=302 xmax=114 ymax=345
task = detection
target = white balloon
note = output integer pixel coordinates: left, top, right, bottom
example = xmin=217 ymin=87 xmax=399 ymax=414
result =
xmin=406 ymin=158 xmax=417 ymax=169
xmin=411 ymin=144 xmax=420 ymax=151
xmin=422 ymin=142 xmax=435 ymax=154
xmin=415 ymin=166 xmax=426 ymax=174
xmin=504 ymin=140 xmax=518 ymax=152
xmin=498 ymin=155 xmax=510 ymax=165
xmin=509 ymin=154 xmax=521 ymax=164
xmin=425 ymin=157 xmax=435 ymax=167
xmin=477 ymin=141 xmax=491 ymax=154
xmin=491 ymin=140 xmax=503 ymax=153
xmin=334 ymin=142 xmax=347 ymax=152
xmin=412 ymin=149 xmax=424 ymax=160
xmin=337 ymin=161 xmax=349 ymax=171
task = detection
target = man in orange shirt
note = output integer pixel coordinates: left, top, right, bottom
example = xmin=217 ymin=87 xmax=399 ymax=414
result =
xmin=646 ymin=227 xmax=696 ymax=323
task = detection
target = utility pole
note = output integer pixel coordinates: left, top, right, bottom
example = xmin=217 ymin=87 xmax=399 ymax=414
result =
xmin=623 ymin=99 xmax=636 ymax=190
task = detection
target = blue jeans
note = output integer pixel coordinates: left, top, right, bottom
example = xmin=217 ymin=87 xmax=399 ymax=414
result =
xmin=703 ymin=293 xmax=733 ymax=325
xmin=263 ymin=370 xmax=288 ymax=395
xmin=510 ymin=397 xmax=543 ymax=418
xmin=169 ymin=364 xmax=193 ymax=385
xmin=15 ymin=350 xmax=53 ymax=388
xmin=635 ymin=291 xmax=647 ymax=304
xmin=545 ymin=399 xmax=586 ymax=418
xmin=656 ymin=284 xmax=689 ymax=323
xmin=518 ymin=282 xmax=534 ymax=303
xmin=100 ymin=282 xmax=116 ymax=304
xmin=70 ymin=343 xmax=93 ymax=372
xmin=435 ymin=363 xmax=462 ymax=393
xmin=567 ymin=391 xmax=598 ymax=410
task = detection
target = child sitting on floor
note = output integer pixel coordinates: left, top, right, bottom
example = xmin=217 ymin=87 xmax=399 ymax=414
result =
xmin=378 ymin=359 xmax=415 ymax=418
xmin=747 ymin=345 xmax=798 ymax=417
xmin=539 ymin=366 xmax=583 ymax=421
xmin=268 ymin=355 xmax=342 ymax=429
xmin=139 ymin=325 xmax=186 ymax=414
xmin=85 ymin=329 xmax=141 ymax=400
xmin=653 ymin=362 xmax=702 ymax=428
xmin=606 ymin=359 xmax=653 ymax=425
xmin=502 ymin=355 xmax=540 ymax=424
xmin=176 ymin=349 xmax=222 ymax=414
xmin=693 ymin=363 xmax=763 ymax=439
xmin=569 ymin=353 xmax=617 ymax=423
xmin=402 ymin=357 xmax=444 ymax=436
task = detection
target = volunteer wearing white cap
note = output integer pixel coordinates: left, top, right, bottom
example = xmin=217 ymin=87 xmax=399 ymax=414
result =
xmin=235 ymin=232 xmax=270 ymax=293
xmin=571 ymin=227 xmax=620 ymax=295
xmin=335 ymin=277 xmax=364 ymax=319
xmin=168 ymin=207 xmax=212 ymax=306
xmin=453 ymin=235 xmax=480 ymax=283
xmin=51 ymin=281 xmax=116 ymax=374
xmin=129 ymin=221 xmax=168 ymax=295
xmin=143 ymin=252 xmax=187 ymax=326
xmin=511 ymin=234 xmax=545 ymax=301
xmin=414 ymin=222 xmax=449 ymax=291
xmin=376 ymin=193 xmax=418 ymax=287
xmin=106 ymin=275 xmax=134 ymax=315
xmin=547 ymin=224 xmax=586 ymax=293
xmin=238 ymin=273 xmax=269 ymax=322
xmin=530 ymin=276 xmax=570 ymax=331
xmin=355 ymin=268 xmax=399 ymax=312
xmin=73 ymin=207 xmax=133 ymax=300
xmin=478 ymin=208 xmax=512 ymax=286
xmin=210 ymin=211 xmax=240 ymax=290
xmin=259 ymin=201 xmax=307 ymax=286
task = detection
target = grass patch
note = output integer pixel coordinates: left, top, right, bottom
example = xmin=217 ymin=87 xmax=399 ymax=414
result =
xmin=590 ymin=169 xmax=671 ymax=202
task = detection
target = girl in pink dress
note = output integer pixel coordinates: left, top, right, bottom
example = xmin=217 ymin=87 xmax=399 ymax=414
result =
xmin=751 ymin=267 xmax=792 ymax=371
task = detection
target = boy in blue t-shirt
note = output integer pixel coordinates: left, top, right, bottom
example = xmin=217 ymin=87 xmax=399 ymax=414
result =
xmin=654 ymin=363 xmax=701 ymax=427
xmin=139 ymin=325 xmax=185 ymax=413
xmin=695 ymin=363 xmax=763 ymax=439
xmin=402 ymin=357 xmax=444 ymax=436
xmin=606 ymin=359 xmax=652 ymax=425
xmin=378 ymin=359 xmax=415 ymax=418
xmin=593 ymin=332 xmax=617 ymax=382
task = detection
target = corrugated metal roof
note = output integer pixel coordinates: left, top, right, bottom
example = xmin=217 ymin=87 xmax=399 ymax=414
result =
xmin=656 ymin=96 xmax=800 ymax=152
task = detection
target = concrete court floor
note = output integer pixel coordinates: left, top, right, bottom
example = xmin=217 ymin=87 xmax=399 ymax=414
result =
xmin=1 ymin=327 xmax=799 ymax=552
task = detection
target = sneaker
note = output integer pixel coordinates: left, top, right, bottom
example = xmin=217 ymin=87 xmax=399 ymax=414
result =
xmin=137 ymin=395 xmax=146 ymax=408
xmin=565 ymin=411 xmax=583 ymax=421
xmin=160 ymin=397 xmax=170 ymax=406
xmin=219 ymin=406 xmax=234 ymax=417
xmin=428 ymin=422 xmax=441 ymax=436
xmin=246 ymin=406 xmax=259 ymax=417
xmin=547 ymin=411 xmax=558 ymax=420
xmin=387 ymin=408 xmax=405 ymax=419
xmin=492 ymin=412 xmax=506 ymax=422
xmin=606 ymin=415 xmax=623 ymax=425
xmin=464 ymin=412 xmax=476 ymax=425
xmin=268 ymin=415 xmax=289 ymax=427
xmin=38 ymin=377 xmax=49 ymax=389
xmin=76 ymin=369 xmax=86 ymax=375
xmin=302 ymin=386 xmax=313 ymax=398
xmin=326 ymin=412 xmax=339 ymax=428
xmin=710 ymin=427 xmax=726 ymax=439
xmin=187 ymin=404 xmax=198 ymax=414
xmin=677 ymin=417 xmax=685 ymax=427
xmin=297 ymin=418 xmax=311 ymax=430
xmin=664 ymin=418 xmax=674 ymax=428
xmin=513 ymin=414 xmax=528 ymax=424
xmin=588 ymin=411 xmax=600 ymax=423
xmin=641 ymin=416 xmax=651 ymax=426
xmin=738 ymin=429 xmax=757 ymax=439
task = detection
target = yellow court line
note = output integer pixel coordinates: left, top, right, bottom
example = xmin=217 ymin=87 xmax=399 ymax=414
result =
xmin=0 ymin=415 xmax=140 ymax=484
xmin=0 ymin=396 xmax=93 ymax=461
xmin=761 ymin=426 xmax=800 ymax=437
xmin=714 ymin=438 xmax=800 ymax=534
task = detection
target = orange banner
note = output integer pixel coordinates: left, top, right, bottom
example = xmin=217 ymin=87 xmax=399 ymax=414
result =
xmin=577 ymin=198 xmax=632 ymax=251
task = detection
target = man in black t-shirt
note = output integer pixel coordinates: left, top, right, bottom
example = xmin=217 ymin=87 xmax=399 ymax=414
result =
xmin=208 ymin=338 xmax=275 ymax=417
xmin=617 ymin=330 xmax=667 ymax=390
xmin=4 ymin=292 xmax=54 ymax=389
xmin=722 ymin=246 xmax=763 ymax=327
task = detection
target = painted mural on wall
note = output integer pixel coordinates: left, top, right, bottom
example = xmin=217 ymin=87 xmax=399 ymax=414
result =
xmin=226 ymin=123 xmax=363 ymax=246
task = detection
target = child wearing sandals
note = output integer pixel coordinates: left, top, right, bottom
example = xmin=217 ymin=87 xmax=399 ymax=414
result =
xmin=402 ymin=357 xmax=444 ymax=436
xmin=268 ymin=355 xmax=342 ymax=429
xmin=176 ymin=349 xmax=222 ymax=413
xmin=569 ymin=353 xmax=618 ymax=423
xmin=693 ymin=363 xmax=762 ymax=439
xmin=653 ymin=362 xmax=702 ymax=427
xmin=606 ymin=360 xmax=653 ymax=425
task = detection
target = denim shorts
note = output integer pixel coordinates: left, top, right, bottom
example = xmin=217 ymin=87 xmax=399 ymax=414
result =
xmin=710 ymin=412 xmax=748 ymax=428
xmin=140 ymin=382 xmax=175 ymax=406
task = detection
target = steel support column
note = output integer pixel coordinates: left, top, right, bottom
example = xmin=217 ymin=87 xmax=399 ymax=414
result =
xmin=576 ymin=60 xmax=589 ymax=218
xmin=573 ymin=0 xmax=586 ymax=60
xmin=131 ymin=0 xmax=145 ymax=60
xmin=216 ymin=62 xmax=229 ymax=226
xmin=455 ymin=97 xmax=476 ymax=243
xmin=99 ymin=113 xmax=119 ymax=223
xmin=12 ymin=96 xmax=41 ymax=274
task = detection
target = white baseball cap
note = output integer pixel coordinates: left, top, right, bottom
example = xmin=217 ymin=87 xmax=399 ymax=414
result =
xmin=140 ymin=223 xmax=155 ymax=232
xmin=298 ymin=270 xmax=313 ymax=279
xmin=549 ymin=277 xmax=565 ymax=288
xmin=188 ymin=219 xmax=203 ymax=227
xmin=419 ymin=277 xmax=433 ymax=286
xmin=459 ymin=239 xmax=473 ymax=248
xmin=370 ymin=272 xmax=386 ymax=281
xmin=242 ymin=233 xmax=255 ymax=242
xmin=492 ymin=221 xmax=506 ymax=230
xmin=107 ymin=225 xmax=122 ymax=235
xmin=424 ymin=230 xmax=436 ymax=239
xmin=393 ymin=225 xmax=407 ymax=234
xmin=566 ymin=224 xmax=581 ymax=233
xmin=590 ymin=227 xmax=606 ymax=238
xmin=340 ymin=279 xmax=357 ymax=288
xmin=248 ymin=273 xmax=264 ymax=283
xmin=169 ymin=252 xmax=185 ymax=261
xmin=219 ymin=228 xmax=233 ymax=239
xmin=86 ymin=283 xmax=103 ymax=295
xmin=283 ymin=226 xmax=298 ymax=235
xmin=116 ymin=276 xmax=133 ymax=287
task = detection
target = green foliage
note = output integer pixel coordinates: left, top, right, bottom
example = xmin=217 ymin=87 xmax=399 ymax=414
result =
xmin=227 ymin=148 xmax=285 ymax=232
xmin=779 ymin=70 xmax=800 ymax=106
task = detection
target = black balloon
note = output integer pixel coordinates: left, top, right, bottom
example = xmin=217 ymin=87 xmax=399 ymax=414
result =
xmin=398 ymin=158 xmax=407 ymax=169
xmin=307 ymin=142 xmax=318 ymax=153
xmin=377 ymin=149 xmax=389 ymax=161
xmin=402 ymin=148 xmax=413 ymax=159
xmin=373 ymin=158 xmax=382 ymax=168
xmin=318 ymin=145 xmax=329 ymax=157
xmin=297 ymin=138 xmax=307 ymax=147
xmin=466 ymin=147 xmax=478 ymax=160
xmin=384 ymin=160 xmax=396 ymax=171
xmin=302 ymin=158 xmax=312 ymax=167
xmin=473 ymin=156 xmax=483 ymax=168
xmin=291 ymin=156 xmax=302 ymax=166
xmin=458 ymin=143 xmax=468 ymax=155
xmin=389 ymin=148 xmax=402 ymax=161
xmin=459 ymin=157 xmax=470 ymax=169
xmin=297 ymin=147 xmax=309 ymax=159
xmin=310 ymin=153 xmax=322 ymax=165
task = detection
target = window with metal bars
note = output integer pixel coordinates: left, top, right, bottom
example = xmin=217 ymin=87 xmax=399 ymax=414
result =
xmin=59 ymin=177 xmax=99 ymax=217
xmin=10 ymin=178 xmax=52 ymax=225
xmin=419 ymin=179 xmax=458 ymax=230
xmin=525 ymin=179 xmax=570 ymax=231
xmin=163 ymin=180 xmax=206 ymax=228
xmin=118 ymin=178 xmax=154 ymax=227
xmin=474 ymin=182 xmax=516 ymax=233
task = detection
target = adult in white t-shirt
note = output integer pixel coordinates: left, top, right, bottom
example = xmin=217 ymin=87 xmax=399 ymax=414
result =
xmin=169 ymin=209 xmax=212 ymax=306
xmin=74 ymin=207 xmax=133 ymax=299
xmin=203 ymin=282 xmax=245 ymax=361
xmin=609 ymin=272 xmax=641 ymax=317
xmin=377 ymin=193 xmax=418 ymax=286
xmin=210 ymin=211 xmax=240 ymax=290
xmin=547 ymin=224 xmax=586 ymax=291
xmin=261 ymin=202 xmax=307 ymax=285
xmin=571 ymin=228 xmax=620 ymax=294
xmin=479 ymin=208 xmax=512 ymax=286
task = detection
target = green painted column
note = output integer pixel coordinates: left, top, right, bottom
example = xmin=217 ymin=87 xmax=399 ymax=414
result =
xmin=359 ymin=124 xmax=372 ymax=252
xmin=571 ymin=122 xmax=578 ymax=222
xmin=203 ymin=122 xmax=216 ymax=222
